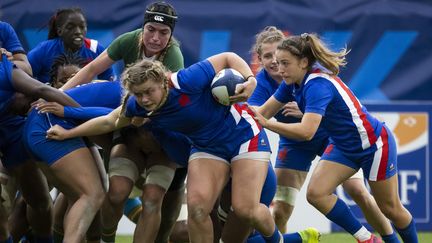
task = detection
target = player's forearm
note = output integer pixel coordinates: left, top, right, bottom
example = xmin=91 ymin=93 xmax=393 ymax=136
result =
xmin=65 ymin=115 xmax=118 ymax=139
xmin=264 ymin=120 xmax=314 ymax=141
xmin=13 ymin=60 xmax=33 ymax=76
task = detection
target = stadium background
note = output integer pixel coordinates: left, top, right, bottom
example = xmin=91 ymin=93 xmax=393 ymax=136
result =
xmin=1 ymin=0 xmax=431 ymax=235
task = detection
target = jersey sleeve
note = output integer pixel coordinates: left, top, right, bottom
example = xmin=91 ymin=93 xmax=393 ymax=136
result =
xmin=273 ymin=81 xmax=293 ymax=104
xmin=163 ymin=43 xmax=184 ymax=72
xmin=1 ymin=22 xmax=25 ymax=54
xmin=303 ymin=78 xmax=333 ymax=115
xmin=173 ymin=60 xmax=215 ymax=93
xmin=27 ymin=43 xmax=45 ymax=80
xmin=0 ymin=58 xmax=14 ymax=90
xmin=107 ymin=30 xmax=134 ymax=62
xmin=63 ymin=106 xmax=114 ymax=120
xmin=248 ymin=80 xmax=270 ymax=106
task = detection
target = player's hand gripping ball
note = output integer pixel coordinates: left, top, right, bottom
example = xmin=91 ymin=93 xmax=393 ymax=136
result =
xmin=211 ymin=68 xmax=245 ymax=106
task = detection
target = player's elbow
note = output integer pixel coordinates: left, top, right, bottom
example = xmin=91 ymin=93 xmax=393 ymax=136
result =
xmin=32 ymin=85 xmax=54 ymax=99
xmin=299 ymin=130 xmax=315 ymax=141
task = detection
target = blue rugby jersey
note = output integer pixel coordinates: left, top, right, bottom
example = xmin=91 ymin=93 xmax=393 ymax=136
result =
xmin=249 ymin=69 xmax=328 ymax=149
xmin=28 ymin=38 xmax=114 ymax=83
xmin=274 ymin=70 xmax=383 ymax=153
xmin=125 ymin=60 xmax=262 ymax=150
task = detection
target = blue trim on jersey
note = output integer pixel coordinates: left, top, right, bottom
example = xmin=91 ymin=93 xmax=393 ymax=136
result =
xmin=28 ymin=38 xmax=114 ymax=83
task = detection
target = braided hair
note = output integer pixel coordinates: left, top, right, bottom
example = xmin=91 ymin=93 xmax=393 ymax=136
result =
xmin=49 ymin=52 xmax=86 ymax=84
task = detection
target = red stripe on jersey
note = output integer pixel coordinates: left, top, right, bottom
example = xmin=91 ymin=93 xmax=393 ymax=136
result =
xmin=84 ymin=38 xmax=91 ymax=49
xmin=233 ymin=103 xmax=243 ymax=114
xmin=248 ymin=134 xmax=259 ymax=152
xmin=333 ymin=76 xmax=377 ymax=146
xmin=377 ymin=128 xmax=389 ymax=180
xmin=244 ymin=105 xmax=262 ymax=130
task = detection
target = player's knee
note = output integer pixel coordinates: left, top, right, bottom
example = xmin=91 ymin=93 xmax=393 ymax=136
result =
xmin=306 ymin=186 xmax=324 ymax=206
xmin=350 ymin=190 xmax=372 ymax=208
xmin=140 ymin=188 xmax=164 ymax=214
xmin=188 ymin=205 xmax=208 ymax=223
xmin=377 ymin=200 xmax=401 ymax=220
xmin=187 ymin=197 xmax=210 ymax=223
xmin=107 ymin=192 xmax=128 ymax=207
xmin=107 ymin=184 xmax=131 ymax=206
xmin=232 ymin=203 xmax=258 ymax=224
xmin=26 ymin=194 xmax=52 ymax=213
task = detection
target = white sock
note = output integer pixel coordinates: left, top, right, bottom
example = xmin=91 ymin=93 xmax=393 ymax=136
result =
xmin=353 ymin=226 xmax=372 ymax=241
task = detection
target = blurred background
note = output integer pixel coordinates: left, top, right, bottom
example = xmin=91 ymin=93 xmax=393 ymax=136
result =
xmin=1 ymin=0 xmax=431 ymax=235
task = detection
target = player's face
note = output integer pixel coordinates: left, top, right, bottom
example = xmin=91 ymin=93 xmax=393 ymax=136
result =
xmin=259 ymin=42 xmax=282 ymax=82
xmin=276 ymin=49 xmax=308 ymax=85
xmin=58 ymin=12 xmax=87 ymax=52
xmin=129 ymin=79 xmax=165 ymax=111
xmin=53 ymin=65 xmax=81 ymax=89
xmin=142 ymin=22 xmax=172 ymax=57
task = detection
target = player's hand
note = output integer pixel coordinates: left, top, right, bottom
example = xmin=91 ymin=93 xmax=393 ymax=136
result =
xmin=281 ymin=101 xmax=303 ymax=118
xmin=0 ymin=48 xmax=13 ymax=61
xmin=131 ymin=117 xmax=150 ymax=127
xmin=46 ymin=125 xmax=69 ymax=140
xmin=35 ymin=102 xmax=65 ymax=117
xmin=229 ymin=77 xmax=257 ymax=103
xmin=247 ymin=103 xmax=269 ymax=127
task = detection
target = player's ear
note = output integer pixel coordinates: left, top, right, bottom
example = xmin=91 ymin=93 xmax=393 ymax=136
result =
xmin=57 ymin=28 xmax=63 ymax=36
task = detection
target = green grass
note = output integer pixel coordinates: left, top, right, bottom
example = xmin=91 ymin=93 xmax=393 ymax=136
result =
xmin=116 ymin=232 xmax=432 ymax=242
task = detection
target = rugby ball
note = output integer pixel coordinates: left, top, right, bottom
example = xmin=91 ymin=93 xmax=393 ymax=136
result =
xmin=211 ymin=68 xmax=245 ymax=106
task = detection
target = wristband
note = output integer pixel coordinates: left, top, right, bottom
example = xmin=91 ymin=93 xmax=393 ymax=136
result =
xmin=245 ymin=75 xmax=255 ymax=81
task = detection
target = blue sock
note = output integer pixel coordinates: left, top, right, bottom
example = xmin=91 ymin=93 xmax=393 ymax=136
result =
xmin=282 ymin=232 xmax=302 ymax=243
xmin=325 ymin=197 xmax=364 ymax=235
xmin=246 ymin=234 xmax=265 ymax=243
xmin=247 ymin=232 xmax=302 ymax=243
xmin=262 ymin=225 xmax=281 ymax=243
xmin=34 ymin=235 xmax=53 ymax=243
xmin=381 ymin=231 xmax=400 ymax=243
xmin=0 ymin=236 xmax=13 ymax=243
xmin=395 ymin=219 xmax=418 ymax=243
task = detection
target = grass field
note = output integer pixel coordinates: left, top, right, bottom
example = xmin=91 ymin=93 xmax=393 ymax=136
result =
xmin=116 ymin=232 xmax=432 ymax=242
